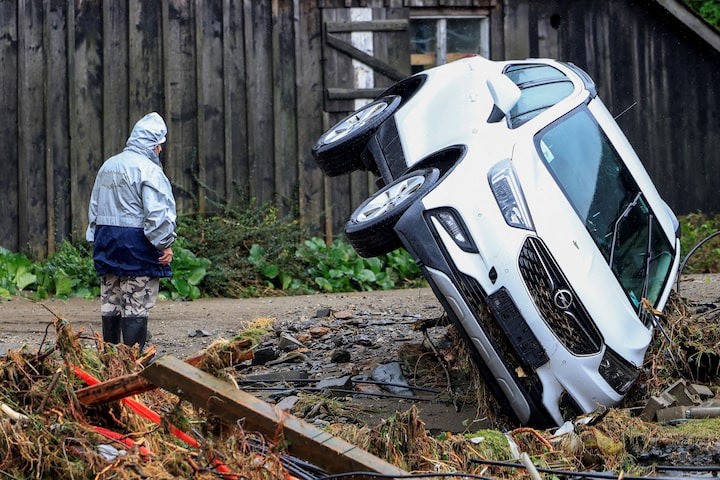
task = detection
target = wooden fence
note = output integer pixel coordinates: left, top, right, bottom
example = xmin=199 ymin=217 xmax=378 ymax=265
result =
xmin=2 ymin=0 xmax=719 ymax=258
xmin=0 ymin=0 xmax=330 ymax=258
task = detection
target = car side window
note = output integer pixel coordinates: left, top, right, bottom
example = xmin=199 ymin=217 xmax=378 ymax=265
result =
xmin=503 ymin=64 xmax=574 ymax=128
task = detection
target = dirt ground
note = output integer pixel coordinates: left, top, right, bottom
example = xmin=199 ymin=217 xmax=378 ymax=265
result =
xmin=1 ymin=273 xmax=718 ymax=433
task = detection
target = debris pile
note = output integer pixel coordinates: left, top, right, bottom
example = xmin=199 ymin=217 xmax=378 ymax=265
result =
xmin=0 ymin=317 xmax=328 ymax=479
xmin=1 ymin=290 xmax=719 ymax=479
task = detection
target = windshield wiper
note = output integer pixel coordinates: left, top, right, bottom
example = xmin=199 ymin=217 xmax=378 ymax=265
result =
xmin=608 ymin=192 xmax=642 ymax=268
xmin=640 ymin=213 xmax=654 ymax=312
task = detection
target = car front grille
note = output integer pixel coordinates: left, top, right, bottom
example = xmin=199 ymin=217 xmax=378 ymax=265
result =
xmin=518 ymin=237 xmax=603 ymax=355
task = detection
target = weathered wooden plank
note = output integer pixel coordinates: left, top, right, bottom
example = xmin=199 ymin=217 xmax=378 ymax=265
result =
xmin=198 ymin=0 xmax=226 ymax=207
xmin=326 ymin=32 xmax=407 ymax=81
xmin=140 ymin=355 xmax=408 ymax=476
xmin=128 ymin=0 xmax=163 ymax=122
xmin=502 ymin=0 xmax=530 ymax=60
xmin=326 ymin=87 xmax=386 ymax=100
xmin=69 ymin=0 xmax=103 ymax=240
xmin=0 ymin=0 xmax=19 ymax=251
xmin=244 ymin=0 xmax=275 ymax=206
xmin=321 ymin=9 xmax=356 ymax=236
xmin=295 ymin=0 xmax=326 ymax=236
xmin=165 ymin=0 xmax=198 ymax=213
xmin=18 ymin=0 xmax=47 ymax=257
xmin=371 ymin=7 xmax=410 ymax=90
xmin=223 ymin=0 xmax=249 ymax=205
xmin=272 ymin=0 xmax=298 ymax=217
xmin=45 ymin=0 xmax=71 ymax=251
xmin=326 ymin=19 xmax=407 ymax=32
xmin=102 ymin=0 xmax=129 ymax=159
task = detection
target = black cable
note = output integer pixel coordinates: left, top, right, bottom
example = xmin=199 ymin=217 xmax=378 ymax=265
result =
xmin=317 ymin=471 xmax=493 ymax=480
xmin=654 ymin=463 xmax=720 ymax=473
xmin=675 ymin=230 xmax=720 ymax=294
xmin=236 ymin=376 xmax=443 ymax=394
xmin=240 ymin=385 xmax=442 ymax=402
xmin=470 ymin=458 xmax=686 ymax=480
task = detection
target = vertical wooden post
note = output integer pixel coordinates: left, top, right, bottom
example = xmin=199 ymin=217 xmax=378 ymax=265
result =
xmin=195 ymin=0 xmax=206 ymax=213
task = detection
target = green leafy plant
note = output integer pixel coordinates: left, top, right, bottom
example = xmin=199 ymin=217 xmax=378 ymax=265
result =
xmin=0 ymin=238 xmax=210 ymax=302
xmin=683 ymin=0 xmax=720 ymax=29
xmin=0 ymin=247 xmax=37 ymax=300
xmin=296 ymin=237 xmax=423 ymax=293
xmin=34 ymin=241 xmax=100 ymax=299
xmin=679 ymin=213 xmax=720 ymax=273
xmin=160 ymin=238 xmax=212 ymax=300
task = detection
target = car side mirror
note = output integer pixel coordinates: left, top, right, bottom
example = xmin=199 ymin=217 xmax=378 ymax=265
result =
xmin=486 ymin=74 xmax=521 ymax=123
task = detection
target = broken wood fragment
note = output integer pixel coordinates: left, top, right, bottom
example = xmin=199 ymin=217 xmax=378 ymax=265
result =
xmin=140 ymin=355 xmax=407 ymax=477
xmin=76 ymin=339 xmax=253 ymax=406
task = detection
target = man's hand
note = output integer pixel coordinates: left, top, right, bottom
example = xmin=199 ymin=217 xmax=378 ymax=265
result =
xmin=159 ymin=247 xmax=174 ymax=265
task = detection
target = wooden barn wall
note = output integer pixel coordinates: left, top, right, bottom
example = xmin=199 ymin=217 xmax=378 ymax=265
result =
xmin=0 ymin=0 xmax=316 ymax=258
xmin=504 ymin=0 xmax=720 ymax=216
xmin=4 ymin=0 xmax=716 ymax=258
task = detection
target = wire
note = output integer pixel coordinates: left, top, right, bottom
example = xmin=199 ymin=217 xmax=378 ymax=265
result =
xmin=675 ymin=230 xmax=720 ymax=294
xmin=317 ymin=471 xmax=493 ymax=480
xmin=469 ymin=458 xmax=688 ymax=480
xmin=239 ymin=385 xmax=443 ymax=402
xmin=653 ymin=464 xmax=720 ymax=473
xmin=236 ymin=376 xmax=443 ymax=394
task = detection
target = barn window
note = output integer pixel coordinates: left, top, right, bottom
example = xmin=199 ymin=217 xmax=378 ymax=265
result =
xmin=410 ymin=16 xmax=490 ymax=73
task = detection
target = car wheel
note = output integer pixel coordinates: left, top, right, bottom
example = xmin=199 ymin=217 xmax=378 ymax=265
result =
xmin=312 ymin=95 xmax=401 ymax=177
xmin=345 ymin=168 xmax=440 ymax=258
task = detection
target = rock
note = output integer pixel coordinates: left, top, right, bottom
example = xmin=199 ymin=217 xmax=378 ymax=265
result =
xmin=315 ymin=308 xmax=332 ymax=318
xmin=331 ymin=349 xmax=351 ymax=363
xmin=266 ymin=351 xmax=310 ymax=366
xmin=251 ymin=346 xmax=279 ymax=366
xmin=355 ymin=335 xmax=373 ymax=347
xmin=296 ymin=333 xmax=313 ymax=343
xmin=187 ymin=329 xmax=211 ymax=338
xmin=276 ymin=395 xmax=299 ymax=412
xmin=316 ymin=375 xmax=353 ymax=391
xmin=371 ymin=362 xmax=414 ymax=396
xmin=333 ymin=310 xmax=353 ymax=319
xmin=269 ymin=389 xmax=298 ymax=401
xmin=309 ymin=326 xmax=330 ymax=338
xmin=278 ymin=333 xmax=304 ymax=351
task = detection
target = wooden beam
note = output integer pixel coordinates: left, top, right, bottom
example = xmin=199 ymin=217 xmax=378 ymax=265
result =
xmin=141 ymin=355 xmax=407 ymax=477
xmin=325 ymin=32 xmax=407 ymax=82
xmin=654 ymin=0 xmax=720 ymax=53
xmin=326 ymin=87 xmax=385 ymax=100
xmin=325 ymin=19 xmax=407 ymax=33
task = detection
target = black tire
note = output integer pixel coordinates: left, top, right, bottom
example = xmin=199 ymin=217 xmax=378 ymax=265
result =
xmin=345 ymin=168 xmax=440 ymax=258
xmin=312 ymin=95 xmax=402 ymax=177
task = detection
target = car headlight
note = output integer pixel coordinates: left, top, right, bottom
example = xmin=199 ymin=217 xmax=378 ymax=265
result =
xmin=598 ymin=346 xmax=641 ymax=394
xmin=488 ymin=160 xmax=534 ymax=231
xmin=428 ymin=208 xmax=478 ymax=253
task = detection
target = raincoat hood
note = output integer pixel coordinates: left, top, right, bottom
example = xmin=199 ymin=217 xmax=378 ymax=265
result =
xmin=125 ymin=112 xmax=167 ymax=164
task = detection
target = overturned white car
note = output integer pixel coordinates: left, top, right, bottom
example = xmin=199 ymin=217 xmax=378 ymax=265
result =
xmin=312 ymin=56 xmax=680 ymax=426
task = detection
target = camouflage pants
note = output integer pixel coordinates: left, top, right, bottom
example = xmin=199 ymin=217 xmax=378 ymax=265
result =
xmin=100 ymin=274 xmax=159 ymax=318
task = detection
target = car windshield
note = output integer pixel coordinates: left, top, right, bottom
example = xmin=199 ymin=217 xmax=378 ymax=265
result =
xmin=534 ymin=106 xmax=675 ymax=309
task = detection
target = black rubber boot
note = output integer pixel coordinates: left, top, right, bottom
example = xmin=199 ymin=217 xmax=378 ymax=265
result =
xmin=101 ymin=315 xmax=122 ymax=343
xmin=121 ymin=316 xmax=148 ymax=352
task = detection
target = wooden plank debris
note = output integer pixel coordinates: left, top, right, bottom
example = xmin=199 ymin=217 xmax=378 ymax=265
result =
xmin=141 ymin=355 xmax=407 ymax=477
xmin=76 ymin=339 xmax=253 ymax=406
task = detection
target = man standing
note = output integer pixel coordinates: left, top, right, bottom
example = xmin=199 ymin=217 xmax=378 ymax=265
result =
xmin=86 ymin=112 xmax=177 ymax=351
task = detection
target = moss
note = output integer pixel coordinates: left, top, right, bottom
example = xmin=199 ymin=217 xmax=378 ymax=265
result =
xmin=463 ymin=428 xmax=513 ymax=459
